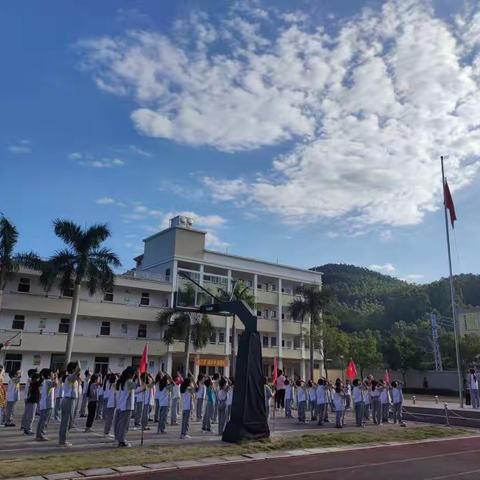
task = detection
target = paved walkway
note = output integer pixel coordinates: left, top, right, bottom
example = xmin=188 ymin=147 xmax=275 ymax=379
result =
xmin=92 ymin=435 xmax=480 ymax=480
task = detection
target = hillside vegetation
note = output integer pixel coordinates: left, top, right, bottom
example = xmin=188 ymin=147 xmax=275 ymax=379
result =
xmin=310 ymin=264 xmax=480 ymax=332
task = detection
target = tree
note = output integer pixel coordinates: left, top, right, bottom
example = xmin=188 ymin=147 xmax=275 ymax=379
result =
xmin=289 ymin=285 xmax=330 ymax=380
xmin=382 ymin=321 xmax=429 ymax=386
xmin=440 ymin=332 xmax=480 ymax=376
xmin=349 ymin=330 xmax=382 ymax=378
xmin=40 ymin=219 xmax=120 ymax=364
xmin=157 ymin=283 xmax=214 ymax=375
xmin=320 ymin=321 xmax=350 ymax=380
xmin=0 ymin=216 xmax=40 ymax=311
xmin=218 ymin=280 xmax=255 ymax=378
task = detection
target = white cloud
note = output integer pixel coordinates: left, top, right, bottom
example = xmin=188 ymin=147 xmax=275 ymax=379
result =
xmin=8 ymin=139 xmax=31 ymax=154
xmin=129 ymin=144 xmax=152 ymax=157
xmin=96 ymin=197 xmax=116 ymax=205
xmin=369 ymin=263 xmax=396 ymax=274
xmin=159 ymin=180 xmax=205 ymax=200
xmin=72 ymin=152 xmax=126 ymax=168
xmin=379 ymin=230 xmax=393 ymax=242
xmin=79 ymin=0 xmax=480 ymax=228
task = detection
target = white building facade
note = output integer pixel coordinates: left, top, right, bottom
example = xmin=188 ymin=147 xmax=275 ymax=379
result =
xmin=0 ymin=216 xmax=323 ymax=382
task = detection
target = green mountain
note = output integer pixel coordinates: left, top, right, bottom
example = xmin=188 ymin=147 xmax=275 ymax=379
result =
xmin=310 ymin=264 xmax=480 ymax=332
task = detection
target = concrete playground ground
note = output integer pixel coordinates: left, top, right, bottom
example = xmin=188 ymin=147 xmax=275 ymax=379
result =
xmin=1 ymin=400 xmax=478 ymax=480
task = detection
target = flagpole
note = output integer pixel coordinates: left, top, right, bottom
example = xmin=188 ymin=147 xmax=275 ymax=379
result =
xmin=441 ymin=155 xmax=464 ymax=408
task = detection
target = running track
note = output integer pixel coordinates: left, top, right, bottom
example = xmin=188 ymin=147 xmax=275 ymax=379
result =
xmin=96 ymin=436 xmax=480 ymax=480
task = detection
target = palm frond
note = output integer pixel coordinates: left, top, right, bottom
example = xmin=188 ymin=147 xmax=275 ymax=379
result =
xmin=14 ymin=252 xmax=43 ymax=271
xmin=91 ymin=247 xmax=121 ymax=268
xmin=0 ymin=217 xmax=18 ymax=259
xmin=84 ymin=224 xmax=111 ymax=250
xmin=53 ymin=219 xmax=84 ymax=250
xmin=191 ymin=314 xmax=213 ymax=350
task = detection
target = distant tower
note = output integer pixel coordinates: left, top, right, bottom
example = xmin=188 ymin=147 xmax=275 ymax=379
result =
xmin=431 ymin=312 xmax=443 ymax=372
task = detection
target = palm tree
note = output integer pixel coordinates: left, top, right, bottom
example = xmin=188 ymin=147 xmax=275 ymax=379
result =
xmin=289 ymin=285 xmax=330 ymax=380
xmin=157 ymin=283 xmax=214 ymax=375
xmin=0 ymin=216 xmax=41 ymax=311
xmin=40 ymin=219 xmax=121 ymax=364
xmin=219 ymin=280 xmax=255 ymax=378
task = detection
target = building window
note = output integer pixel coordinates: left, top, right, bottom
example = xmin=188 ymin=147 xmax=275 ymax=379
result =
xmin=262 ymin=336 xmax=269 ymax=348
xmin=209 ymin=330 xmax=217 ymax=344
xmin=12 ymin=315 xmax=25 ymax=330
xmin=38 ymin=318 xmax=46 ymax=330
xmin=5 ymin=353 xmax=22 ymax=375
xmin=140 ymin=292 xmax=150 ymax=306
xmin=59 ymin=318 xmax=70 ymax=334
xmin=271 ymin=336 xmax=277 ymax=347
xmin=100 ymin=321 xmax=111 ymax=336
xmin=18 ymin=277 xmax=30 ymax=293
xmin=281 ymin=313 xmax=285 ymax=320
xmin=62 ymin=283 xmax=74 ymax=297
xmin=165 ymin=268 xmax=170 ymax=281
xmin=294 ymin=336 xmax=301 ymax=349
xmin=50 ymin=354 xmax=65 ymax=372
xmin=271 ymin=284 xmax=277 ymax=292
xmin=281 ymin=339 xmax=285 ymax=347
xmin=286 ymin=340 xmax=292 ymax=349
xmin=121 ymin=323 xmax=128 ymax=335
xmin=218 ymin=331 xmax=225 ymax=343
xmin=103 ymin=288 xmax=113 ymax=302
xmin=138 ymin=324 xmax=147 ymax=338
xmin=94 ymin=356 xmax=109 ymax=375
xmin=271 ymin=310 xmax=277 ymax=319
xmin=256 ymin=310 xmax=262 ymax=317
xmin=257 ymin=284 xmax=262 ymax=289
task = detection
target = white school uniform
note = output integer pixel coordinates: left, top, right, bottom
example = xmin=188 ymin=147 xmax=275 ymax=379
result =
xmin=39 ymin=380 xmax=55 ymax=411
xmin=333 ymin=392 xmax=345 ymax=412
xmin=285 ymin=384 xmax=293 ymax=401
xmin=158 ymin=387 xmax=171 ymax=407
xmin=144 ymin=385 xmax=155 ymax=407
xmin=172 ymin=384 xmax=180 ymax=400
xmin=297 ymin=386 xmax=306 ymax=403
xmin=197 ymin=384 xmax=206 ymax=399
xmin=392 ymin=387 xmax=403 ymax=404
xmin=106 ymin=384 xmax=117 ymax=408
xmin=55 ymin=382 xmax=64 ymax=400
xmin=352 ymin=386 xmax=363 ymax=403
xmin=227 ymin=387 xmax=233 ymax=406
xmin=308 ymin=387 xmax=317 ymax=403
xmin=7 ymin=378 xmax=20 ymax=402
xmin=182 ymin=391 xmax=192 ymax=411
xmin=316 ymin=385 xmax=326 ymax=404
xmin=380 ymin=388 xmax=390 ymax=404
xmin=118 ymin=381 xmax=136 ymax=411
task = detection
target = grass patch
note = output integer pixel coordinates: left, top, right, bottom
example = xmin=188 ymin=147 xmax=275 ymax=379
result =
xmin=0 ymin=426 xmax=470 ymax=479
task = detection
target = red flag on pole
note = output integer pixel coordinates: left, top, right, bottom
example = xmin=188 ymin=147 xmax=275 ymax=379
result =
xmin=272 ymin=357 xmax=278 ymax=385
xmin=346 ymin=360 xmax=357 ymax=380
xmin=384 ymin=369 xmax=391 ymax=384
xmin=139 ymin=343 xmax=148 ymax=374
xmin=444 ymin=180 xmax=457 ymax=228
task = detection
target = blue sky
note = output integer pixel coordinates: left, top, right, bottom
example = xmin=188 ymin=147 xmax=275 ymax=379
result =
xmin=1 ymin=0 xmax=480 ymax=283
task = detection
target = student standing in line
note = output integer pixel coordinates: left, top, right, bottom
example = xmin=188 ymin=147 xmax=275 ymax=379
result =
xmin=316 ymin=379 xmax=326 ymax=426
xmin=202 ymin=377 xmax=215 ymax=432
xmin=84 ymin=374 xmax=100 ymax=432
xmin=79 ymin=370 xmax=91 ymax=417
xmin=391 ymin=381 xmax=406 ymax=426
xmin=284 ymin=379 xmax=293 ymax=418
xmin=59 ymin=361 xmax=81 ymax=447
xmin=226 ymin=377 xmax=234 ymax=422
xmin=296 ymin=379 xmax=307 ymax=423
xmin=133 ymin=375 xmax=144 ymax=430
xmin=468 ymin=369 xmax=479 ymax=409
xmin=36 ymin=369 xmax=57 ymax=441
xmin=4 ymin=370 xmax=21 ymax=427
xmin=308 ymin=380 xmax=317 ymax=421
xmin=345 ymin=379 xmax=352 ymax=410
xmin=264 ymin=377 xmax=273 ymax=419
xmin=180 ymin=376 xmax=194 ymax=439
xmin=211 ymin=373 xmax=219 ymax=424
xmin=196 ymin=374 xmax=205 ymax=421
xmin=380 ymin=380 xmax=391 ymax=424
xmin=24 ymin=372 xmax=41 ymax=435
xmin=0 ymin=368 xmax=7 ymax=425
xmin=363 ymin=379 xmax=372 ymax=421
xmin=370 ymin=380 xmax=381 ymax=425
xmin=103 ymin=373 xmax=117 ymax=438
xmin=153 ymin=371 xmax=162 ymax=423
xmin=114 ymin=366 xmax=141 ymax=448
xmin=352 ymin=379 xmax=365 ymax=427
xmin=157 ymin=374 xmax=172 ymax=434
xmin=217 ymin=376 xmax=228 ymax=435
xmin=96 ymin=374 xmax=104 ymax=420
xmin=333 ymin=385 xmax=345 ymax=428
xmin=54 ymin=372 xmax=64 ymax=421
xmin=142 ymin=373 xmax=155 ymax=431
xmin=170 ymin=374 xmax=180 ymax=426
xmin=20 ymin=368 xmax=37 ymax=431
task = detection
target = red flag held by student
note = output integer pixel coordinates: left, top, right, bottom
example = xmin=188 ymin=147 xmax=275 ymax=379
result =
xmin=272 ymin=357 xmax=278 ymax=385
xmin=384 ymin=369 xmax=391 ymax=384
xmin=443 ymin=180 xmax=457 ymax=228
xmin=139 ymin=343 xmax=148 ymax=374
xmin=346 ymin=360 xmax=357 ymax=380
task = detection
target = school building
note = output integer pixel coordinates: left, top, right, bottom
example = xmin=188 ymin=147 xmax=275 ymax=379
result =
xmin=0 ymin=216 xmax=323 ymax=382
